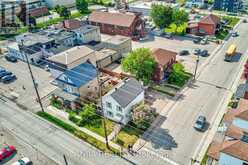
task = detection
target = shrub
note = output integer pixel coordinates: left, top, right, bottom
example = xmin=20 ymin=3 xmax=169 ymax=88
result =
xmin=68 ymin=112 xmax=80 ymax=124
xmin=116 ymin=138 xmax=125 ymax=146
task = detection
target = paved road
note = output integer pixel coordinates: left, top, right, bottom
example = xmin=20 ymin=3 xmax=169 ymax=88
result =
xmin=140 ymin=21 xmax=248 ymax=165
xmin=0 ymin=96 xmax=172 ymax=165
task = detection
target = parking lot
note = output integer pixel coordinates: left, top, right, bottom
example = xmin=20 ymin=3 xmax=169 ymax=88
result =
xmin=0 ymin=126 xmax=57 ymax=165
xmin=0 ymin=56 xmax=57 ymax=111
xmin=133 ymin=34 xmax=218 ymax=73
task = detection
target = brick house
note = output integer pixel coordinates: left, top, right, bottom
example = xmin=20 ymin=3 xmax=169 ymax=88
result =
xmin=151 ymin=48 xmax=177 ymax=83
xmin=88 ymin=11 xmax=145 ymax=40
xmin=187 ymin=14 xmax=221 ymax=35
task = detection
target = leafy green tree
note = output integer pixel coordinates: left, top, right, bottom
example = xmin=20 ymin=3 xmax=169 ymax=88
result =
xmin=150 ymin=5 xmax=173 ymax=29
xmin=172 ymin=9 xmax=189 ymax=31
xmin=59 ymin=6 xmax=71 ymax=18
xmin=78 ymin=104 xmax=99 ymax=126
xmin=168 ymin=62 xmax=188 ymax=87
xmin=76 ymin=0 xmax=89 ymax=14
xmin=122 ymin=48 xmax=156 ymax=85
xmin=54 ymin=5 xmax=61 ymax=13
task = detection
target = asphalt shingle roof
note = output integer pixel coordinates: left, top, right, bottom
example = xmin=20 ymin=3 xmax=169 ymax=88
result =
xmin=111 ymin=78 xmax=143 ymax=108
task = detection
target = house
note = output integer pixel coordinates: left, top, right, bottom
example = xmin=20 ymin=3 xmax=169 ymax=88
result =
xmin=214 ymin=0 xmax=243 ymax=13
xmin=102 ymin=78 xmax=144 ymax=124
xmin=72 ymin=24 xmax=101 ymax=44
xmin=207 ymin=99 xmax=248 ymax=165
xmin=151 ymin=48 xmax=177 ymax=82
xmin=187 ymin=14 xmax=221 ymax=35
xmin=47 ymin=46 xmax=98 ymax=97
xmin=103 ymin=35 xmax=132 ymax=57
xmin=56 ymin=19 xmax=82 ymax=30
xmin=25 ymin=0 xmax=49 ymax=17
xmin=88 ymin=11 xmax=145 ymax=40
xmin=95 ymin=49 xmax=120 ymax=68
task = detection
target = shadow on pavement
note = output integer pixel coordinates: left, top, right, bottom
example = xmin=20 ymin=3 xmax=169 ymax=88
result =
xmin=141 ymin=116 xmax=178 ymax=150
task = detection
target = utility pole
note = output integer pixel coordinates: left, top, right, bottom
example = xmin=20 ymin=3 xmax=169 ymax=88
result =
xmin=193 ymin=54 xmax=200 ymax=81
xmin=96 ymin=67 xmax=110 ymax=150
xmin=63 ymin=154 xmax=68 ymax=165
xmin=21 ymin=40 xmax=45 ymax=112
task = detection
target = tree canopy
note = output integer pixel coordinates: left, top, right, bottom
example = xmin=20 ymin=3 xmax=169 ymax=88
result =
xmin=150 ymin=5 xmax=173 ymax=29
xmin=54 ymin=5 xmax=71 ymax=18
xmin=76 ymin=0 xmax=89 ymax=14
xmin=172 ymin=9 xmax=189 ymax=26
xmin=121 ymin=48 xmax=156 ymax=85
xmin=168 ymin=62 xmax=189 ymax=87
xmin=79 ymin=103 xmax=99 ymax=126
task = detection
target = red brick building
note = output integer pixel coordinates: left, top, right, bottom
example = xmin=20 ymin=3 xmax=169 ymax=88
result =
xmin=28 ymin=6 xmax=49 ymax=17
xmin=151 ymin=48 xmax=177 ymax=83
xmin=88 ymin=11 xmax=145 ymax=40
xmin=187 ymin=14 xmax=221 ymax=35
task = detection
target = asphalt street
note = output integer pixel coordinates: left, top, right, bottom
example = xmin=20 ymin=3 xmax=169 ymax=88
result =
xmin=140 ymin=20 xmax=248 ymax=165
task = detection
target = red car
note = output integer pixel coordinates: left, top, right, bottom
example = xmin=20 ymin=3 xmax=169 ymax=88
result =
xmin=0 ymin=146 xmax=16 ymax=161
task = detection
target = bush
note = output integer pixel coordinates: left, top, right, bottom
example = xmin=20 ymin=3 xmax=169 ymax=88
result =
xmin=68 ymin=112 xmax=80 ymax=124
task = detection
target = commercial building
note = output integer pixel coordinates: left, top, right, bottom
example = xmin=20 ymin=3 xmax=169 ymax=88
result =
xmin=73 ymin=25 xmax=101 ymax=44
xmin=88 ymin=11 xmax=145 ymax=40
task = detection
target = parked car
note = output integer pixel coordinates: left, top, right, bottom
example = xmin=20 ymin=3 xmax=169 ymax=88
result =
xmin=0 ymin=71 xmax=12 ymax=78
xmin=200 ymin=38 xmax=208 ymax=45
xmin=162 ymin=33 xmax=173 ymax=39
xmin=1 ymin=75 xmax=16 ymax=83
xmin=194 ymin=49 xmax=201 ymax=55
xmin=0 ymin=67 xmax=5 ymax=73
xmin=231 ymin=31 xmax=238 ymax=37
xmin=243 ymin=19 xmax=247 ymax=23
xmin=193 ymin=37 xmax=201 ymax=44
xmin=11 ymin=157 xmax=31 ymax=165
xmin=201 ymin=50 xmax=209 ymax=57
xmin=179 ymin=50 xmax=190 ymax=56
xmin=5 ymin=55 xmax=17 ymax=62
xmin=0 ymin=145 xmax=16 ymax=161
xmin=194 ymin=116 xmax=206 ymax=131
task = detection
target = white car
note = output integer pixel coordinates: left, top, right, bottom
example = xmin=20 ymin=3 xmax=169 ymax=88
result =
xmin=12 ymin=157 xmax=31 ymax=165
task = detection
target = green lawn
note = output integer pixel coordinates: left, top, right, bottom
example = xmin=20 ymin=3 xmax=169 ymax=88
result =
xmin=215 ymin=29 xmax=229 ymax=40
xmin=69 ymin=112 xmax=115 ymax=137
xmin=83 ymin=117 xmax=115 ymax=137
xmin=223 ymin=16 xmax=240 ymax=27
xmin=114 ymin=125 xmax=143 ymax=148
xmin=37 ymin=111 xmax=120 ymax=154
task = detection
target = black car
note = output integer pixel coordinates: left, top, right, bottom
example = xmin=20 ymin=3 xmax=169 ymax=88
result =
xmin=0 ymin=67 xmax=5 ymax=73
xmin=179 ymin=50 xmax=190 ymax=56
xmin=194 ymin=49 xmax=201 ymax=55
xmin=0 ymin=71 xmax=12 ymax=79
xmin=194 ymin=115 xmax=206 ymax=131
xmin=5 ymin=55 xmax=17 ymax=62
xmin=193 ymin=38 xmax=201 ymax=44
xmin=1 ymin=75 xmax=16 ymax=83
xmin=201 ymin=50 xmax=209 ymax=57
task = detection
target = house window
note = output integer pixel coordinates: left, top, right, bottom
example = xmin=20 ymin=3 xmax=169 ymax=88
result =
xmin=116 ymin=113 xmax=123 ymax=119
xmin=106 ymin=102 xmax=112 ymax=109
xmin=116 ymin=105 xmax=122 ymax=112
xmin=107 ymin=111 xmax=113 ymax=117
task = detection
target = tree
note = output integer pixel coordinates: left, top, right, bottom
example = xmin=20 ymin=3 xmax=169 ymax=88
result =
xmin=168 ymin=63 xmax=188 ymax=87
xmin=76 ymin=0 xmax=89 ymax=14
xmin=78 ymin=103 xmax=99 ymax=126
xmin=121 ymin=48 xmax=156 ymax=85
xmin=59 ymin=6 xmax=71 ymax=18
xmin=150 ymin=5 xmax=173 ymax=29
xmin=172 ymin=9 xmax=189 ymax=31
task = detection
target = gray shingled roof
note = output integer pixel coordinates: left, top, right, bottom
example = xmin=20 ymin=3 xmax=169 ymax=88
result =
xmin=111 ymin=78 xmax=144 ymax=108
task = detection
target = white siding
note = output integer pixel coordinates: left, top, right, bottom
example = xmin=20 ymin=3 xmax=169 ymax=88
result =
xmin=102 ymin=91 xmax=144 ymax=124
xmin=219 ymin=152 xmax=248 ymax=165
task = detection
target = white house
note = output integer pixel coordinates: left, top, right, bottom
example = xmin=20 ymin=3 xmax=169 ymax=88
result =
xmin=102 ymin=78 xmax=144 ymax=124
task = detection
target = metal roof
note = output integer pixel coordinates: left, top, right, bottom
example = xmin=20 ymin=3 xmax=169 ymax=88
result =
xmin=56 ymin=62 xmax=97 ymax=88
